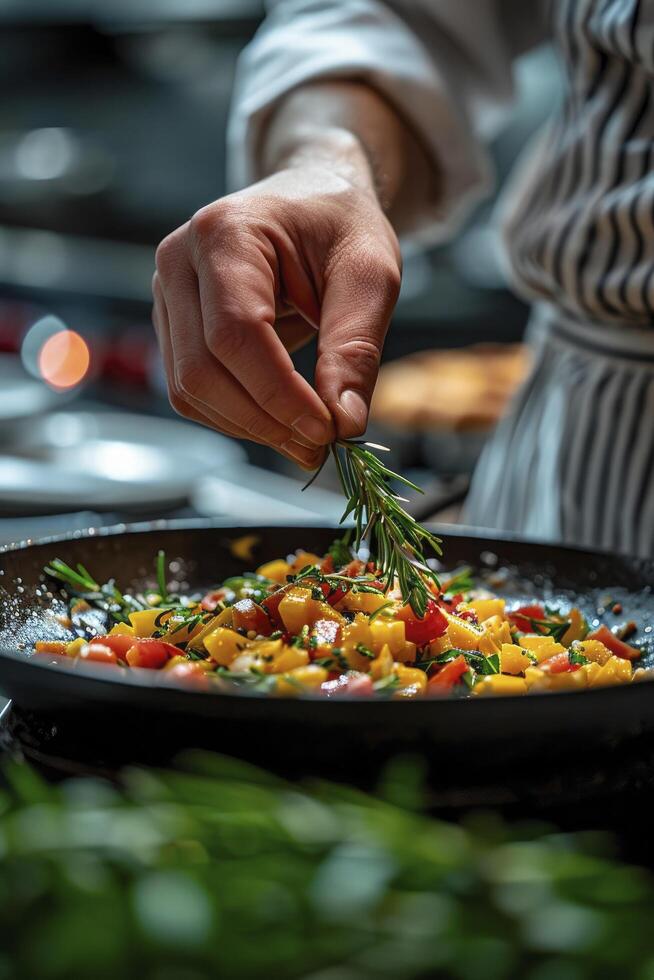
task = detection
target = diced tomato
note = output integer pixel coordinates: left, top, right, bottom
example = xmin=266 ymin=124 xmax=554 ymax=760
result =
xmin=318 ymin=581 xmax=350 ymax=606
xmin=91 ymin=634 xmax=137 ymax=658
xmin=261 ymin=588 xmax=286 ymax=627
xmin=342 ymin=559 xmax=365 ymax=578
xmin=320 ymin=554 xmax=335 ymax=573
xmin=509 ymin=604 xmax=546 ymax=633
xmin=164 ymin=662 xmax=210 ymax=690
xmin=125 ymin=639 xmax=179 ymax=669
xmin=454 ymin=605 xmax=479 ymax=625
xmin=231 ymin=598 xmax=273 ymax=636
xmin=397 ymin=599 xmax=448 ymax=646
xmin=321 ymin=671 xmax=374 ymax=697
xmin=588 ymin=624 xmax=641 ymax=661
xmin=79 ymin=643 xmax=118 ymax=665
xmin=427 ymin=655 xmax=467 ymax=694
xmin=447 ymin=593 xmax=464 ymax=608
xmin=200 ymin=588 xmax=228 ymax=612
xmin=540 ymin=652 xmax=580 ymax=673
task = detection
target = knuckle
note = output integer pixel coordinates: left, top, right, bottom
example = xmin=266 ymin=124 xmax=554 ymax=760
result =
xmin=190 ymin=202 xmax=243 ymax=252
xmin=253 ymin=380 xmax=283 ymax=414
xmin=155 ymin=232 xmax=181 ymax=273
xmin=319 ymin=338 xmax=381 ymax=390
xmin=189 ymin=204 xmax=217 ymax=245
xmin=243 ymin=410 xmax=285 ymax=443
xmin=205 ymin=318 xmax=251 ymax=364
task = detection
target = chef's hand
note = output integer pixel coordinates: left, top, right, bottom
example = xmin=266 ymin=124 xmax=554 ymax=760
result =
xmin=152 ymin=166 xmax=400 ymax=469
xmin=152 ymin=82 xmax=422 ymax=469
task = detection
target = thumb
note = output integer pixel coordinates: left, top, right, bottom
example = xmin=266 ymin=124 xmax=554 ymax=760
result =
xmin=315 ymin=250 xmax=401 ymax=439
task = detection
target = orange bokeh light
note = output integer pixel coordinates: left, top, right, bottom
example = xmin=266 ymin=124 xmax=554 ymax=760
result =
xmin=37 ymin=329 xmax=90 ymax=390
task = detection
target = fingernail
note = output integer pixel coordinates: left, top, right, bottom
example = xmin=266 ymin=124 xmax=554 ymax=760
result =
xmin=292 ymin=415 xmax=331 ymax=446
xmin=281 ymin=440 xmax=323 ymax=469
xmin=337 ymin=389 xmax=368 ymax=435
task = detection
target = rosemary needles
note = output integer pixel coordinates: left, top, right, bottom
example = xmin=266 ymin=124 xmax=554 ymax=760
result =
xmin=304 ymin=440 xmax=442 ymax=616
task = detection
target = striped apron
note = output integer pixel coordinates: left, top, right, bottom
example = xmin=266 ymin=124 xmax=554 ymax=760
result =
xmin=464 ymin=303 xmax=654 ymax=557
xmin=464 ymin=1 xmax=654 ymax=556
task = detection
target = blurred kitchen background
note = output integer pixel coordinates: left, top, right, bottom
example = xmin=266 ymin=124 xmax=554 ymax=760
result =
xmin=0 ymin=1 xmax=563 ymax=544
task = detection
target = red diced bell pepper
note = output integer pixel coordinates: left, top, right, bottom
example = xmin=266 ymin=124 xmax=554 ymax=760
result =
xmin=509 ymin=604 xmax=546 ymax=633
xmin=321 ymin=671 xmax=374 ymax=697
xmin=126 ymin=639 xmax=179 ymax=669
xmin=79 ymin=643 xmax=118 ymax=665
xmin=164 ymin=662 xmax=210 ymax=690
xmin=200 ymin=588 xmax=228 ymax=612
xmin=91 ymin=634 xmax=137 ymax=658
xmin=427 ymin=655 xmax=468 ymax=694
xmin=261 ymin=588 xmax=286 ymax=627
xmin=397 ymin=598 xmax=448 ymax=646
xmin=540 ymin=652 xmax=580 ymax=673
xmin=232 ymin=598 xmax=273 ymax=636
xmin=588 ymin=624 xmax=640 ymax=661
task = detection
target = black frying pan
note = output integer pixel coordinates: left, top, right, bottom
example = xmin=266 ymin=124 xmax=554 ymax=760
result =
xmin=1 ymin=521 xmax=654 ymax=806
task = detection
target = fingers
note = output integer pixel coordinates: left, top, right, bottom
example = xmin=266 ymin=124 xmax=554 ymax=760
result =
xmin=315 ymin=245 xmax=401 ymax=438
xmin=188 ymin=208 xmax=334 ymax=447
xmin=274 ymin=312 xmax=317 ymax=355
xmin=152 ymin=272 xmax=323 ymax=471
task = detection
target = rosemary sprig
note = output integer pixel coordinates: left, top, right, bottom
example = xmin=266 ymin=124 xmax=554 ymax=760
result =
xmin=304 ymin=440 xmax=442 ymax=616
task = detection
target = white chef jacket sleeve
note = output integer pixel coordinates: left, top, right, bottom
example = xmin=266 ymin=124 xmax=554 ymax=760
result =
xmin=227 ymin=0 xmax=549 ymax=243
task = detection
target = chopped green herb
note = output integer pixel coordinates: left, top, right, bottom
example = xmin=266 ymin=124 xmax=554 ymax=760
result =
xmin=569 ymin=645 xmax=590 ymax=666
xmin=355 ymin=643 xmax=376 ymax=660
xmin=368 ymin=601 xmax=395 ymax=622
xmin=442 ymin=567 xmax=475 ymax=597
xmin=326 ymin=534 xmax=353 ymax=568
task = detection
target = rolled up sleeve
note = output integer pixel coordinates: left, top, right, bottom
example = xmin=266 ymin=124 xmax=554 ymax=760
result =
xmin=227 ymin=0 xmax=548 ymax=242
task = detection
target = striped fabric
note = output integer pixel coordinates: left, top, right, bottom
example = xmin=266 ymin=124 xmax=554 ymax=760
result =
xmin=504 ymin=0 xmax=654 ymax=326
xmin=465 ymin=0 xmax=654 ymax=554
xmin=464 ymin=305 xmax=654 ymax=556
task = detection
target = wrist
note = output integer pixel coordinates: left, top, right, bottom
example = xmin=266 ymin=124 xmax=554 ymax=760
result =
xmin=264 ymin=126 xmax=378 ymax=198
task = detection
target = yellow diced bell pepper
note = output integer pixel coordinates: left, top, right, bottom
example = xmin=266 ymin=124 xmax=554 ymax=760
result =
xmin=65 ymin=637 xmax=87 ymax=657
xmin=500 ymin=643 xmax=532 ymax=675
xmin=290 ymin=551 xmax=323 ymax=572
xmin=474 ymin=674 xmax=528 ymax=697
xmin=572 ymin=639 xmax=611 ymax=666
xmin=370 ymin=618 xmax=405 ymax=656
xmin=518 ymin=635 xmax=566 ymax=663
xmin=524 ymin=665 xmax=548 ymax=690
xmin=256 ymin=559 xmax=291 ymax=584
xmin=478 ymin=617 xmax=513 ymax=656
xmin=278 ymin=587 xmax=343 ymax=635
xmin=370 ymin=644 xmax=393 ymax=680
xmin=271 ymin=646 xmax=310 ymax=674
xmin=276 ymin=664 xmax=328 ymax=696
xmin=561 ymin=607 xmax=588 ymax=645
xmin=337 ymin=590 xmax=390 ymax=615
xmin=465 ymin=598 xmax=506 ymax=622
xmin=393 ymin=664 xmax=428 ymax=697
xmin=203 ymin=627 xmax=246 ymax=666
xmin=341 ymin=615 xmax=375 ymax=671
xmin=545 ymin=670 xmax=587 ymax=692
xmin=445 ymin=613 xmax=484 ymax=651
xmin=109 ymin=622 xmax=135 ymax=637
xmin=129 ymin=608 xmax=167 ymax=637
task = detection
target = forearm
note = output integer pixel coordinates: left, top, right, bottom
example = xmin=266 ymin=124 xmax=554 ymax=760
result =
xmin=260 ymin=80 xmax=438 ymax=219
